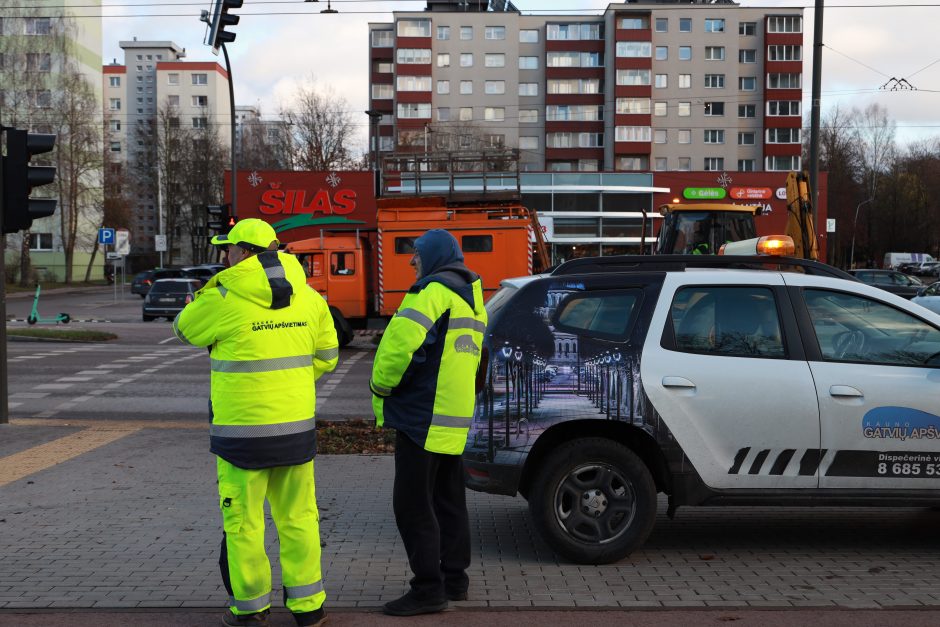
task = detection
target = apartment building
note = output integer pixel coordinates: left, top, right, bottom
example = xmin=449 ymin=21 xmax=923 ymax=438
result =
xmin=368 ymin=0 xmax=813 ymax=259
xmin=103 ymin=39 xmax=231 ymax=264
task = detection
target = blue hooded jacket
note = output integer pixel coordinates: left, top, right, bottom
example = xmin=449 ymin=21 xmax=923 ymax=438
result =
xmin=413 ymin=229 xmax=478 ymax=308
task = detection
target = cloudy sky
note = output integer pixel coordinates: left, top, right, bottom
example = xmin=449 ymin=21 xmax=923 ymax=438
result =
xmin=94 ymin=0 xmax=940 ymax=151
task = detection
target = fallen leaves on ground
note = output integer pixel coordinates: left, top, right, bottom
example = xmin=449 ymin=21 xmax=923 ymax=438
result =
xmin=318 ymin=419 xmax=395 ymax=455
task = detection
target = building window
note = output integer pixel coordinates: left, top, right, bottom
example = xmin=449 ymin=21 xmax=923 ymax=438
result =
xmin=739 ymin=77 xmax=757 ymax=91
xmin=767 ymin=100 xmax=801 ymax=116
xmin=485 ymin=134 xmax=505 ymax=148
xmin=766 ymin=155 xmax=801 ymax=171
xmin=615 ymin=98 xmax=650 ymax=115
xmin=768 ymin=45 xmax=802 ymax=62
xmin=616 ymin=42 xmax=652 ymax=58
xmin=371 ymin=84 xmax=393 ymax=99
xmin=437 ymin=53 xmax=450 ymax=67
xmin=738 ymin=104 xmax=756 ymax=118
xmin=519 ymin=56 xmax=538 ymax=69
xmin=193 ymin=117 xmax=208 ymax=128
xmin=519 ymin=136 xmax=539 ymax=150
xmin=109 ymin=120 xmax=121 ymax=132
xmin=548 ymin=78 xmax=602 ymax=93
xmin=25 ymin=17 xmax=52 ymax=35
xmin=519 ymin=29 xmax=539 ymax=43
xmin=460 ymin=53 xmax=473 ymax=67
xmin=679 ymin=17 xmax=692 ymax=32
xmin=397 ymin=49 xmax=431 ymax=64
xmin=739 ymin=21 xmax=757 ymax=36
xmin=739 ymin=49 xmax=756 ymax=63
xmin=547 ymin=23 xmax=602 ymax=40
xmin=169 ymin=117 xmax=180 ymax=128
xmin=617 ymin=156 xmax=648 ymax=171
xmin=654 ymin=129 xmax=667 ymax=144
xmin=484 ymin=107 xmax=505 ymax=121
xmin=109 ymin=76 xmax=121 ymax=87
xmin=768 ymin=73 xmax=802 ymax=89
xmin=436 ymin=107 xmax=450 ymax=122
xmin=190 ymin=73 xmax=207 ymax=85
xmin=677 ymin=102 xmax=691 ymax=116
xmin=738 ymin=132 xmax=756 ymax=145
xmin=548 ymin=132 xmax=604 ymax=148
xmin=678 ymin=157 xmax=692 ymax=171
xmin=459 ymin=107 xmax=473 ymax=121
xmin=437 ymin=80 xmax=450 ymax=94
xmin=192 ymin=95 xmax=208 ymax=107
xmin=655 ymin=157 xmax=668 ymax=171
xmin=547 ymin=105 xmax=603 ymax=121
xmin=704 ymin=74 xmax=724 ymax=88
xmin=614 ymin=126 xmax=651 ymax=142
xmin=766 ymin=128 xmax=802 ymax=143
xmin=460 ymin=80 xmax=473 ymax=95
xmin=705 ymin=46 xmax=725 ymax=61
xmin=620 ymin=17 xmax=649 ymax=30
xmin=437 ymin=25 xmax=450 ymax=40
xmin=485 ymin=26 xmax=505 ymax=40
xmin=679 ymin=46 xmax=692 ymax=61
xmin=738 ymin=159 xmax=756 ymax=172
xmin=768 ymin=16 xmax=802 ymax=33
xmin=655 ymin=46 xmax=668 ymax=61
xmin=397 ymin=76 xmax=431 ymax=91
xmin=704 ymin=19 xmax=725 ymax=33
xmin=375 ymin=61 xmax=394 ymax=73
xmin=110 ymin=141 xmax=121 ymax=152
xmin=398 ymin=18 xmax=431 ymax=37
xmin=547 ymin=51 xmax=603 ymax=67
xmin=704 ymin=102 xmax=725 ymax=116
xmin=655 ymin=18 xmax=668 ymax=32
xmin=704 ymin=129 xmax=724 ymax=144
xmin=372 ymin=30 xmax=394 ymax=47
xmin=166 ymin=73 xmax=179 ymax=86
xmin=704 ymin=157 xmax=724 ymax=171
xmin=678 ymin=129 xmax=692 ymax=144
xmin=29 ymin=233 xmax=53 ymax=251
xmin=485 ymin=80 xmax=505 ymax=95
xmin=654 ymin=102 xmax=667 ymax=117
xmin=397 ymin=103 xmax=431 ymax=119
xmin=484 ymin=53 xmax=505 ymax=67
xmin=25 ymin=52 xmax=51 ymax=72
xmin=460 ymin=26 xmax=473 ymax=40
xmin=519 ymin=109 xmax=538 ymax=123
xmin=519 ymin=83 xmax=539 ymax=96
xmin=678 ymin=74 xmax=691 ymax=89
xmin=109 ymin=98 xmax=121 ymax=111
xmin=654 ymin=74 xmax=667 ymax=88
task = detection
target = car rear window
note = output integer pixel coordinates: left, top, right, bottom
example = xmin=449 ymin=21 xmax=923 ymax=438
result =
xmin=150 ymin=281 xmax=196 ymax=294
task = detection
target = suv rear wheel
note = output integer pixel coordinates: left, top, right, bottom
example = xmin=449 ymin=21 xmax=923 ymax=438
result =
xmin=528 ymin=438 xmax=656 ymax=564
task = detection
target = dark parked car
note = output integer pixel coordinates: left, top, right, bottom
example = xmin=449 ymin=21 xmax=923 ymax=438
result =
xmin=132 ymin=268 xmax=190 ymax=298
xmin=847 ymin=269 xmax=923 ymax=299
xmin=142 ymin=278 xmax=202 ymax=321
xmin=181 ymin=264 xmax=224 ymax=283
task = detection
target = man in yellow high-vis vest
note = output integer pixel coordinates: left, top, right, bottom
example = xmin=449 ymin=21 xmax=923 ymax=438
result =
xmin=370 ymin=229 xmax=487 ymax=616
xmin=174 ymin=219 xmax=338 ymax=627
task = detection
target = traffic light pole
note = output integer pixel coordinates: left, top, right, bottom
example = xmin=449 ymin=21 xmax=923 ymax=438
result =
xmin=222 ymin=42 xmax=237 ymax=218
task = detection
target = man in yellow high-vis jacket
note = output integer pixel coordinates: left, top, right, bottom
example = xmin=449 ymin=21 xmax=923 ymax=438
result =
xmin=174 ymin=219 xmax=338 ymax=627
xmin=370 ymin=229 xmax=487 ymax=616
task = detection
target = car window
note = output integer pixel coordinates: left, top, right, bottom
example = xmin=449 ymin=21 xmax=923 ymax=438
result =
xmin=927 ymin=283 xmax=940 ymax=296
xmin=554 ymin=290 xmax=640 ymax=340
xmin=670 ymin=286 xmax=784 ymax=358
xmin=871 ymin=273 xmax=892 ymax=285
xmin=804 ymin=289 xmax=940 ymax=366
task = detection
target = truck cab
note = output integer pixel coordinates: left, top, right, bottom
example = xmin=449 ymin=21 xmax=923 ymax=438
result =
xmin=655 ymin=203 xmax=760 ymax=255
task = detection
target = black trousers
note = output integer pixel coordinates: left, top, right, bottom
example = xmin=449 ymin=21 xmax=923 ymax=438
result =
xmin=393 ymin=430 xmax=471 ymax=600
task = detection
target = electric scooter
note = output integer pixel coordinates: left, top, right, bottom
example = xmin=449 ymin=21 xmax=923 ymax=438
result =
xmin=26 ymin=284 xmax=70 ymax=325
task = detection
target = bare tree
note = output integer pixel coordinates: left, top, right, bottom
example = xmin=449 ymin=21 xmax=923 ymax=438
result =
xmin=280 ymin=79 xmax=360 ymax=171
xmin=237 ymin=112 xmax=291 ymax=171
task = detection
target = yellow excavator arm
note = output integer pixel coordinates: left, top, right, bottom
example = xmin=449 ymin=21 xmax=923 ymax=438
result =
xmin=784 ymin=171 xmax=820 ymax=261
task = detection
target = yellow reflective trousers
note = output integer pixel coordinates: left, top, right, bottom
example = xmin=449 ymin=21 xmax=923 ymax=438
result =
xmin=217 ymin=458 xmax=326 ymax=616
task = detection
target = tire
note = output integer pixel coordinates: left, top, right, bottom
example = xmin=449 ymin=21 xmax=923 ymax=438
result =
xmin=139 ymin=294 xmax=146 ymax=299
xmin=528 ymin=437 xmax=657 ymax=564
xmin=27 ymin=315 xmax=37 ymax=325
xmin=142 ymin=314 xmax=154 ymax=322
xmin=60 ymin=314 xmax=70 ymax=324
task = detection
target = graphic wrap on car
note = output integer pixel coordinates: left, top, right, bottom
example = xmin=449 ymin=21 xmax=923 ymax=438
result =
xmin=466 ymin=278 xmax=682 ymax=467
xmin=862 ymin=406 xmax=940 ymax=441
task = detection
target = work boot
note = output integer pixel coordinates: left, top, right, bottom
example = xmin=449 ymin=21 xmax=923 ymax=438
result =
xmin=293 ymin=607 xmax=328 ymax=627
xmin=221 ymin=609 xmax=270 ymax=627
xmin=383 ymin=590 xmax=448 ymax=616
xmin=446 ymin=589 xmax=468 ymax=601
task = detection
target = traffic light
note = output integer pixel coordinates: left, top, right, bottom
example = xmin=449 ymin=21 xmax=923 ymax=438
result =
xmin=206 ymin=0 xmax=243 ymax=54
xmin=2 ymin=128 xmax=57 ymax=235
xmin=207 ymin=203 xmax=231 ymax=233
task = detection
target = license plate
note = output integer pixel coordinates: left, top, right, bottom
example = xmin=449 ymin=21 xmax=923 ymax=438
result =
xmin=159 ymin=298 xmax=176 ymax=303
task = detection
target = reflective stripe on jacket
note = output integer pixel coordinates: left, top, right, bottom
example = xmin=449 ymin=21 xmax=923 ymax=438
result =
xmin=371 ymin=278 xmax=487 ymax=454
xmin=174 ymin=250 xmax=338 ymax=468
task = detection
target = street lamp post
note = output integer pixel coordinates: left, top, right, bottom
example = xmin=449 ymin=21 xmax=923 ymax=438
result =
xmin=849 ymin=197 xmax=873 ymax=269
xmin=365 ymin=110 xmax=382 ymax=198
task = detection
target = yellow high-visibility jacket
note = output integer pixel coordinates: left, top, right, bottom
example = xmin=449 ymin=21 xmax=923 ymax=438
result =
xmin=174 ymin=250 xmax=338 ymax=468
xmin=371 ymin=266 xmax=486 ymax=455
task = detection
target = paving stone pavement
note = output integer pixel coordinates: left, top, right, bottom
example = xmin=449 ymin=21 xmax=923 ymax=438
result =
xmin=1 ymin=424 xmax=939 ymax=611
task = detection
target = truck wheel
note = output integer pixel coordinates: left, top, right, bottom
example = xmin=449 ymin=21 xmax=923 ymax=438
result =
xmin=330 ymin=307 xmax=353 ymax=347
xmin=528 ymin=437 xmax=657 ymax=564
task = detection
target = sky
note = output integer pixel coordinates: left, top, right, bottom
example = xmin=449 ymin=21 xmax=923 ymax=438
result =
xmin=91 ymin=0 xmax=940 ymax=153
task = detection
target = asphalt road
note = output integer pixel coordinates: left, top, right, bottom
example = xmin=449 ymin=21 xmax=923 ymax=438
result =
xmin=4 ymin=286 xmax=376 ymax=423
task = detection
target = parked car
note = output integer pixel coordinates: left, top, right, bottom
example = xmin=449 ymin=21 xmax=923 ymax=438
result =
xmin=131 ymin=270 xmax=155 ymax=298
xmin=142 ymin=278 xmax=202 ymax=321
xmin=181 ymin=265 xmax=223 ymax=283
xmin=912 ymin=281 xmax=940 ymax=315
xmin=847 ymin=269 xmax=923 ymax=299
xmin=913 ymin=261 xmax=940 ymax=278
xmin=464 ymin=250 xmax=940 ymax=564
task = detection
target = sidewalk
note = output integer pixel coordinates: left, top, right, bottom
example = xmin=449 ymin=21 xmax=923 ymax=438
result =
xmin=1 ymin=422 xmax=940 ymax=623
xmin=4 ymin=284 xmax=114 ymax=300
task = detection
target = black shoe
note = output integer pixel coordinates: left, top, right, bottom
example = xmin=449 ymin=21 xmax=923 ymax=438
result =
xmin=446 ymin=590 xmax=468 ymax=601
xmin=222 ymin=609 xmax=270 ymax=627
xmin=383 ymin=591 xmax=448 ymax=616
xmin=293 ymin=607 xmax=327 ymax=627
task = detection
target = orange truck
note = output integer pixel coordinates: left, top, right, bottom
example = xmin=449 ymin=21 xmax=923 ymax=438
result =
xmin=286 ymin=194 xmax=544 ymax=345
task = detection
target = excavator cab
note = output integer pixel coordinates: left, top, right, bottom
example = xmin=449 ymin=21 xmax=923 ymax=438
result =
xmin=655 ymin=203 xmax=760 ymax=255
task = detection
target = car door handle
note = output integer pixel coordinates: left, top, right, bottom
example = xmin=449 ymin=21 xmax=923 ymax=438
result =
xmin=830 ymin=385 xmax=863 ymax=398
xmin=662 ymin=376 xmax=696 ymax=389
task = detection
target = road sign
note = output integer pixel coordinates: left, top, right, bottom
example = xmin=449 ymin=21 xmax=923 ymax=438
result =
xmin=106 ymin=252 xmax=122 ymax=260
xmin=98 ymin=228 xmax=115 ymax=245
xmin=115 ymin=229 xmax=130 ymax=255
xmin=154 ymin=234 xmax=167 ymax=252
xmin=827 ymin=218 xmax=836 ymax=233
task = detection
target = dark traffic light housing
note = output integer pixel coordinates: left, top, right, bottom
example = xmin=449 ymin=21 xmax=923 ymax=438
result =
xmin=2 ymin=128 xmax=57 ymax=235
xmin=207 ymin=203 xmax=231 ymax=233
xmin=207 ymin=0 xmax=243 ymax=54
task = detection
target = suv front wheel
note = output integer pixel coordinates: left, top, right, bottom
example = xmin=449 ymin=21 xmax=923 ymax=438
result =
xmin=528 ymin=438 xmax=657 ymax=564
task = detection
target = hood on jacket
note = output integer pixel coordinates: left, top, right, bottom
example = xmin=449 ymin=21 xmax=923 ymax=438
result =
xmin=204 ymin=250 xmax=308 ymax=310
xmin=414 ymin=229 xmax=463 ymax=277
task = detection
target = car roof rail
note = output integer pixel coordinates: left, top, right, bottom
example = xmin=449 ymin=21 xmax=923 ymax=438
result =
xmin=551 ymin=255 xmax=858 ymax=281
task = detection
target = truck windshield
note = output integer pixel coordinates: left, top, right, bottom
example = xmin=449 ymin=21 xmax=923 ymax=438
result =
xmin=657 ymin=210 xmax=757 ymax=255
